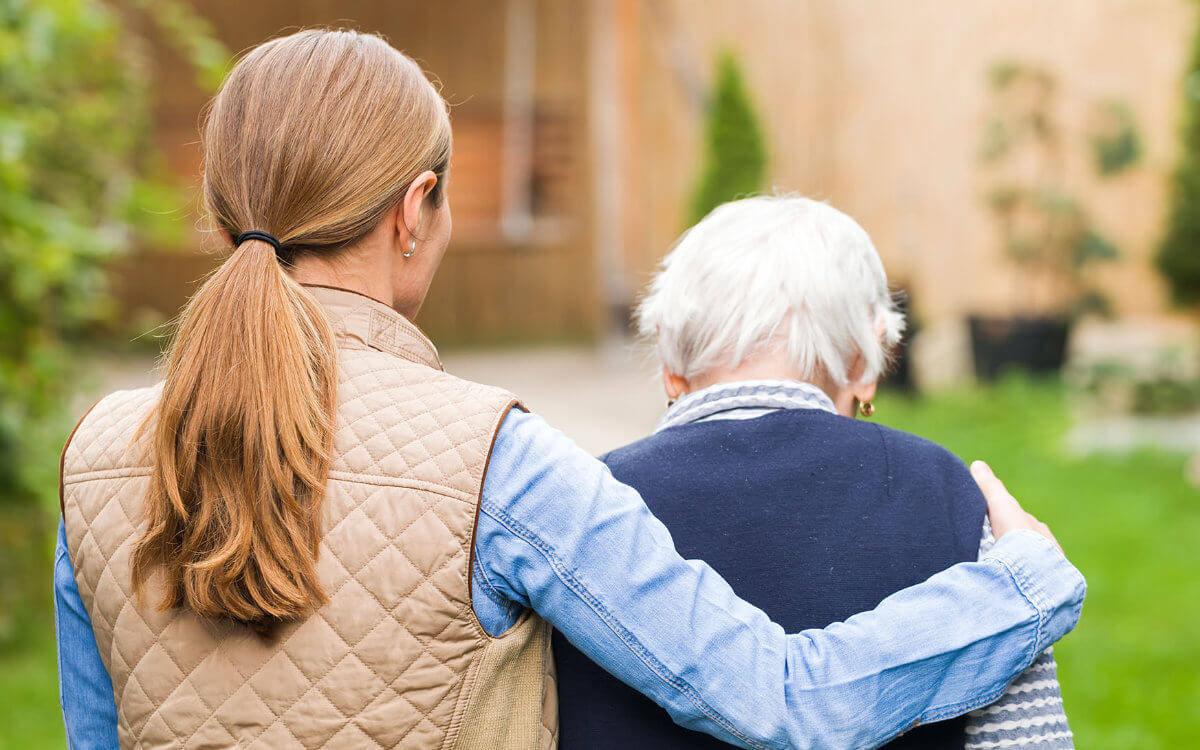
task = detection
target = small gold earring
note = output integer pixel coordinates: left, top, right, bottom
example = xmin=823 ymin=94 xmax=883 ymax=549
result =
xmin=859 ymin=400 xmax=875 ymax=418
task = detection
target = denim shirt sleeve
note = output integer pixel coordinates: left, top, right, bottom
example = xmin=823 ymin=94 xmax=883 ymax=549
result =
xmin=966 ymin=520 xmax=1075 ymax=747
xmin=54 ymin=519 xmax=119 ymax=750
xmin=474 ymin=409 xmax=1086 ymax=749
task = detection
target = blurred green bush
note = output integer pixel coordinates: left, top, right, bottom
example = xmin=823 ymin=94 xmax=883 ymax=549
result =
xmin=1159 ymin=10 xmax=1200 ymax=306
xmin=688 ymin=51 xmax=767 ymax=225
xmin=0 ymin=0 xmax=225 ymax=643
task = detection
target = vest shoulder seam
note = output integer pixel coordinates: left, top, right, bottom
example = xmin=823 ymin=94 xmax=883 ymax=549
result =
xmin=60 ymin=397 xmax=104 ymax=516
xmin=326 ymin=470 xmax=475 ymax=502
xmin=63 ymin=467 xmax=152 ymax=485
xmin=62 ymin=467 xmax=479 ymax=505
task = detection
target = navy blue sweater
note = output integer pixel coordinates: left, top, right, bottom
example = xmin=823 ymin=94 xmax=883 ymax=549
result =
xmin=553 ymin=408 xmax=987 ymax=749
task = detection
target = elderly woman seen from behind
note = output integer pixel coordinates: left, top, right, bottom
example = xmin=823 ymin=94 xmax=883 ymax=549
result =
xmin=554 ymin=195 xmax=1076 ymax=750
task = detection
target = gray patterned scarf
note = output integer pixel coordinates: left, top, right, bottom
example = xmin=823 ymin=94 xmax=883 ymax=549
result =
xmin=655 ymin=378 xmax=837 ymax=433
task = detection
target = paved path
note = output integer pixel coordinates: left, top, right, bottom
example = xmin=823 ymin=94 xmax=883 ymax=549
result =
xmin=74 ymin=341 xmax=666 ymax=456
xmin=444 ymin=342 xmax=665 ymax=455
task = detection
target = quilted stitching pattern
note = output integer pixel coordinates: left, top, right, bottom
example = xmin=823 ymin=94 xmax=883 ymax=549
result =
xmin=540 ymin=628 xmax=560 ymax=748
xmin=62 ymin=291 xmax=555 ymax=749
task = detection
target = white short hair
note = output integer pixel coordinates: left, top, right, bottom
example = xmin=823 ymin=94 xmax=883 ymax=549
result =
xmin=637 ymin=195 xmax=904 ymax=386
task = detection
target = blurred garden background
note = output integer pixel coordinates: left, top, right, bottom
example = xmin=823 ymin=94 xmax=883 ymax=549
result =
xmin=2 ymin=0 xmax=1199 ymax=747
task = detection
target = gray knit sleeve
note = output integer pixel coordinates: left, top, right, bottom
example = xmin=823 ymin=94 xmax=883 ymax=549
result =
xmin=966 ymin=521 xmax=1075 ymax=749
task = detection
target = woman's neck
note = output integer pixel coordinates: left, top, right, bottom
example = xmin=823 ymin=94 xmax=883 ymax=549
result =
xmin=289 ymin=241 xmax=401 ymax=313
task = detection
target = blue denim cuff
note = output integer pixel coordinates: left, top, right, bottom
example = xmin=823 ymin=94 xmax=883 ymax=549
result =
xmin=983 ymin=529 xmax=1087 ymax=654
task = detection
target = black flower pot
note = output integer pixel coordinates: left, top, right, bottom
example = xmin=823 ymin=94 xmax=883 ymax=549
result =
xmin=968 ymin=315 xmax=1070 ymax=381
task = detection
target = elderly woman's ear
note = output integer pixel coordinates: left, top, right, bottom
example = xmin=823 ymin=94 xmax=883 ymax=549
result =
xmin=827 ymin=351 xmax=878 ymax=418
xmin=662 ymin=367 xmax=689 ymax=406
xmin=850 ymin=379 xmax=878 ymax=419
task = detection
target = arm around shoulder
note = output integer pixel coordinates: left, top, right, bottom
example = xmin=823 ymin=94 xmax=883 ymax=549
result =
xmin=475 ymin=410 xmax=1087 ymax=748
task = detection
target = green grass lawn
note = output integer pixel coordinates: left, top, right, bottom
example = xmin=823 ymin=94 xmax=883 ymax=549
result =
xmin=2 ymin=379 xmax=1196 ymax=748
xmin=0 ymin=627 xmax=65 ymax=749
xmin=878 ymin=379 xmax=1200 ymax=748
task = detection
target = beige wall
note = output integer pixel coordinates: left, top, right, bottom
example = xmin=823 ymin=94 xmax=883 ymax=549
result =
xmin=117 ymin=0 xmax=1195 ymax=344
xmin=622 ymin=0 xmax=1194 ymax=324
xmin=118 ymin=0 xmax=599 ymax=345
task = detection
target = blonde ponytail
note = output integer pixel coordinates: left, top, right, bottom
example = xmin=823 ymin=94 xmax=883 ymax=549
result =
xmin=133 ymin=237 xmax=336 ymax=622
xmin=131 ymin=29 xmax=452 ymax=627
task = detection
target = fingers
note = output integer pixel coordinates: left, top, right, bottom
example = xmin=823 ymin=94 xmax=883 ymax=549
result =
xmin=971 ymin=460 xmax=1064 ymax=554
xmin=971 ymin=460 xmax=1013 ymax=503
xmin=1031 ymin=516 xmax=1060 ymax=551
xmin=971 ymin=460 xmax=1020 ymax=527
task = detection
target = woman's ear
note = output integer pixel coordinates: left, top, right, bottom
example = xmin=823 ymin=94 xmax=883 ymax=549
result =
xmin=397 ymin=170 xmax=439 ymax=242
xmin=853 ymin=378 xmax=878 ymax=406
xmin=662 ymin=366 xmax=689 ymax=401
xmin=844 ymin=351 xmax=877 ymax=413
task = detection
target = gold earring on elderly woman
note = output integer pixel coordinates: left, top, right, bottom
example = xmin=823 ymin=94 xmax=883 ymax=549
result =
xmin=859 ymin=400 xmax=875 ymax=418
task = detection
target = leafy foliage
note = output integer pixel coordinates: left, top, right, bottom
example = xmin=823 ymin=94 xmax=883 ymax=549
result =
xmin=1158 ymin=17 xmax=1200 ymax=306
xmin=1091 ymin=100 xmax=1142 ymax=175
xmin=688 ymin=52 xmax=767 ymax=225
xmin=979 ymin=61 xmax=1130 ymax=318
xmin=1071 ymin=348 xmax=1200 ymax=416
xmin=0 ymin=0 xmax=226 ymax=642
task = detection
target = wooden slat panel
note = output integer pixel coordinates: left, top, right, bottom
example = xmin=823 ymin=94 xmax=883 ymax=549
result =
xmin=107 ymin=0 xmax=599 ymax=344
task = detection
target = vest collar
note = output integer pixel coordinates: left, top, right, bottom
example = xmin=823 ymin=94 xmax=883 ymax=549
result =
xmin=303 ymin=284 xmax=443 ymax=371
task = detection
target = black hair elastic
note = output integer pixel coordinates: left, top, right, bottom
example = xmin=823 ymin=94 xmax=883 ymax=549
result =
xmin=235 ymin=230 xmax=283 ymax=255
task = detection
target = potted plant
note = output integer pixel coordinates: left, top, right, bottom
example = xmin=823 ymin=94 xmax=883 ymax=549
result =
xmin=971 ymin=62 xmax=1132 ymax=380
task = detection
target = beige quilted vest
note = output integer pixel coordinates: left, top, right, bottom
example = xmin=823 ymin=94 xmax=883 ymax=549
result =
xmin=61 ymin=286 xmax=558 ymax=749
